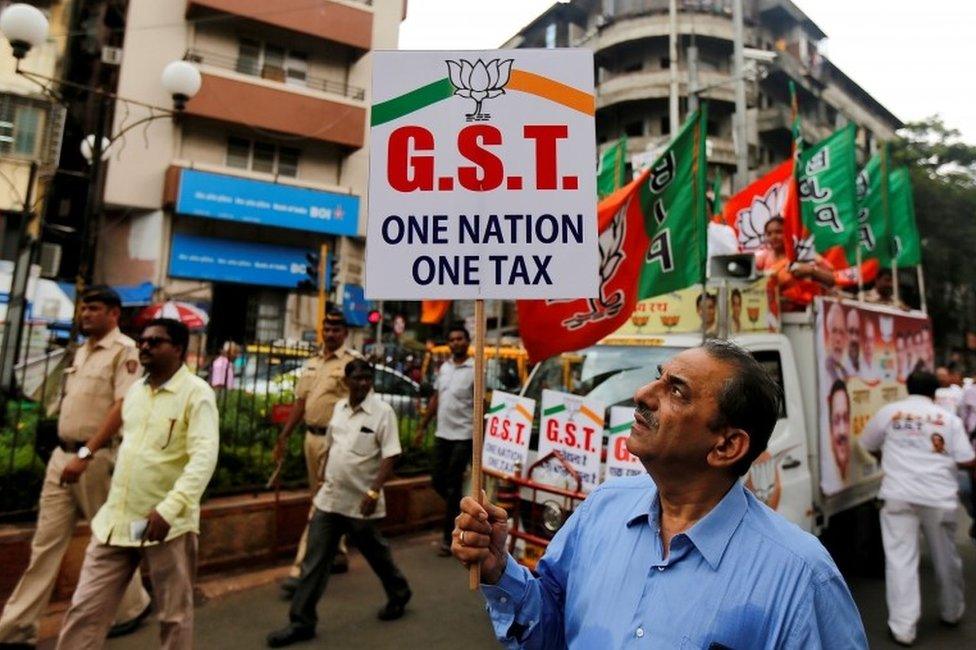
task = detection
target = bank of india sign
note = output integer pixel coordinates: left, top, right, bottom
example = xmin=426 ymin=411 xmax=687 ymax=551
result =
xmin=366 ymin=50 xmax=597 ymax=300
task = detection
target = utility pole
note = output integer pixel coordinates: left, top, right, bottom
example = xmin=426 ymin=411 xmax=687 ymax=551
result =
xmin=687 ymin=33 xmax=700 ymax=113
xmin=732 ymin=0 xmax=749 ymax=190
xmin=0 ymin=161 xmax=39 ymax=407
xmin=668 ymin=0 xmax=679 ymax=137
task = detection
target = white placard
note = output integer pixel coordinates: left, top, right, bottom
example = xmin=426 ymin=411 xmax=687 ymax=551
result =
xmin=537 ymin=389 xmax=605 ymax=493
xmin=366 ymin=50 xmax=598 ymax=299
xmin=605 ymin=406 xmax=644 ymax=480
xmin=481 ymin=390 xmax=536 ymax=475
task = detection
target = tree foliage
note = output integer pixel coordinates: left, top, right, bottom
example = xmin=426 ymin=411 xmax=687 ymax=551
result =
xmin=891 ymin=116 xmax=976 ymax=357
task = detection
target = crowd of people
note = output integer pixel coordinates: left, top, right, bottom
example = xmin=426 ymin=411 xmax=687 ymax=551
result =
xmin=0 ymin=288 xmax=479 ymax=649
xmin=1 ymin=277 xmax=973 ymax=649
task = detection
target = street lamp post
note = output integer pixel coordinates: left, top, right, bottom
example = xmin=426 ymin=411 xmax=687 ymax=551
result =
xmin=0 ymin=3 xmax=202 ymax=400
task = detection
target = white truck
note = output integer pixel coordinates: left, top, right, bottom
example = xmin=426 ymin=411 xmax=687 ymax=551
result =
xmin=496 ymin=290 xmax=933 ymax=570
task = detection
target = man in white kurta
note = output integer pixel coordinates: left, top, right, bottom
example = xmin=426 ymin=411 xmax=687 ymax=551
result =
xmin=861 ymin=369 xmax=976 ymax=646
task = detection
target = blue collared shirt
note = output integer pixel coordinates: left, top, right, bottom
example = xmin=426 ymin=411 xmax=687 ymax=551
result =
xmin=482 ymin=475 xmax=867 ymax=649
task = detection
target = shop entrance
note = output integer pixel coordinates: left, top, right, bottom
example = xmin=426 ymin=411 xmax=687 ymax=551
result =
xmin=209 ymin=283 xmax=286 ymax=351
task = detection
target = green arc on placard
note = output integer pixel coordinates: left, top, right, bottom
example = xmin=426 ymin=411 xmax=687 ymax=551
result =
xmin=371 ymin=78 xmax=454 ymax=127
xmin=542 ymin=404 xmax=566 ymax=417
xmin=487 ymin=403 xmax=506 ymax=415
xmin=609 ymin=422 xmax=632 ymax=435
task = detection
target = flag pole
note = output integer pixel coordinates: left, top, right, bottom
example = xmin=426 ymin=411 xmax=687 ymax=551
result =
xmin=856 ymin=247 xmax=864 ymax=301
xmin=469 ymin=298 xmax=486 ymax=590
xmin=916 ymin=266 xmax=928 ymax=314
xmin=880 ymin=143 xmax=900 ymax=305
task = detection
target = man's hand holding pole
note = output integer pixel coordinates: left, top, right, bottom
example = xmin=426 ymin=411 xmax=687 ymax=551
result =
xmin=452 ymin=493 xmax=510 ymax=586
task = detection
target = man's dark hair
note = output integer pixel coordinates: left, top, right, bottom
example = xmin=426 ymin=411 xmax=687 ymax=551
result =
xmin=945 ymin=360 xmax=960 ymax=374
xmin=731 ymin=288 xmax=742 ymax=301
xmin=875 ymin=268 xmax=892 ymax=280
xmin=144 ymin=318 xmax=190 ymax=359
xmin=906 ymin=369 xmax=939 ymax=398
xmin=447 ymin=322 xmax=471 ymax=341
xmin=81 ymin=285 xmax=122 ymax=310
xmin=696 ymin=292 xmax=717 ymax=308
xmin=344 ymin=358 xmax=374 ymax=377
xmin=764 ymin=216 xmax=784 ymax=232
xmin=701 ymin=340 xmax=783 ymax=476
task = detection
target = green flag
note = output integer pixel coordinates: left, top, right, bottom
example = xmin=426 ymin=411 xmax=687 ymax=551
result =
xmin=798 ymin=123 xmax=858 ymax=257
xmin=597 ymin=136 xmax=628 ymax=199
xmin=637 ymin=105 xmax=709 ymax=299
xmin=854 ymin=146 xmax=893 ymax=265
xmin=889 ymin=167 xmax=921 ymax=266
xmin=710 ymin=169 xmax=723 ymax=215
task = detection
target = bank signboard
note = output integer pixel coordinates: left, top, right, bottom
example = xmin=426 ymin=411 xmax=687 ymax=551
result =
xmin=169 ymin=233 xmax=320 ymax=288
xmin=175 ymin=168 xmax=359 ymax=236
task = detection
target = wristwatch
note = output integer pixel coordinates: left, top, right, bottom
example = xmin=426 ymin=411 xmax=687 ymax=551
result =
xmin=365 ymin=488 xmax=380 ymax=500
xmin=77 ymin=446 xmax=93 ymax=461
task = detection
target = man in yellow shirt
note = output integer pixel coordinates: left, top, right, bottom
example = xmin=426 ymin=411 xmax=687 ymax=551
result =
xmin=0 ymin=286 xmax=151 ymax=647
xmin=56 ymin=318 xmax=219 ymax=650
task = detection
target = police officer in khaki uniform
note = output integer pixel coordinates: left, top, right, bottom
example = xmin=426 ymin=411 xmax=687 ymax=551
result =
xmin=274 ymin=310 xmax=359 ymax=594
xmin=0 ymin=287 xmax=151 ymax=648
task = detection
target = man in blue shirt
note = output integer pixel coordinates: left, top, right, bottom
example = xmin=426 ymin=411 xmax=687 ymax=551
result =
xmin=454 ymin=341 xmax=867 ymax=648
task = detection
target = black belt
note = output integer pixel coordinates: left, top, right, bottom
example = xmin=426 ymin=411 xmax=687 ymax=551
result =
xmin=58 ymin=439 xmax=85 ymax=453
xmin=306 ymin=425 xmax=329 ymax=436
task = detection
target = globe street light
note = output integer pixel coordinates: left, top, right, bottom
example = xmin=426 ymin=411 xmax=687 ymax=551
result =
xmin=161 ymin=60 xmax=202 ymax=111
xmin=0 ymin=3 xmax=48 ymax=59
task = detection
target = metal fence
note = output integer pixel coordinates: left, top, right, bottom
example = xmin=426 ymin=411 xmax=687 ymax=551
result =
xmin=0 ymin=337 xmax=434 ymax=521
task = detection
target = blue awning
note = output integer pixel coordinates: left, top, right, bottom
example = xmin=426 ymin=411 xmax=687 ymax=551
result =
xmin=57 ymin=281 xmax=156 ymax=307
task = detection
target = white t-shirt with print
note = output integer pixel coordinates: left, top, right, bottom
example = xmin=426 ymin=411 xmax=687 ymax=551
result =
xmin=861 ymin=395 xmax=974 ymax=510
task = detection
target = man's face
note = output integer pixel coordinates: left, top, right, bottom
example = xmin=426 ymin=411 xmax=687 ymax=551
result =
xmin=829 ymin=389 xmax=851 ymax=478
xmin=697 ymin=297 xmax=717 ymax=327
xmin=447 ymin=330 xmax=470 ymax=359
xmin=79 ymin=300 xmax=118 ymax=337
xmin=344 ymin=369 xmax=374 ymax=403
xmin=731 ymin=294 xmax=742 ymax=317
xmin=932 ymin=434 xmax=946 ymax=454
xmin=322 ymin=322 xmax=347 ymax=352
xmin=138 ymin=325 xmax=180 ymax=370
xmin=876 ymin=273 xmax=893 ymax=298
xmin=827 ymin=304 xmax=847 ymax=362
xmin=627 ymin=348 xmax=731 ymax=472
xmin=936 ymin=367 xmax=951 ymax=388
xmin=863 ymin=321 xmax=876 ymax=365
xmin=846 ymin=310 xmax=861 ymax=365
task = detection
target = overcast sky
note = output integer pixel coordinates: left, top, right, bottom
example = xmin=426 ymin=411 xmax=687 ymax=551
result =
xmin=398 ymin=0 xmax=975 ymax=142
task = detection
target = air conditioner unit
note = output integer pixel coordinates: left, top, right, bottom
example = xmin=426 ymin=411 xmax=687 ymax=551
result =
xmin=101 ymin=46 xmax=123 ymax=66
xmin=38 ymin=243 xmax=62 ymax=278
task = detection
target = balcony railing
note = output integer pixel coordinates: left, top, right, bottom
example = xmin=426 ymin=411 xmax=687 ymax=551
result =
xmin=186 ymin=48 xmax=366 ymax=102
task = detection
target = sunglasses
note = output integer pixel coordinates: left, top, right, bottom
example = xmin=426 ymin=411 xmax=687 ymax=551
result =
xmin=138 ymin=336 xmax=173 ymax=348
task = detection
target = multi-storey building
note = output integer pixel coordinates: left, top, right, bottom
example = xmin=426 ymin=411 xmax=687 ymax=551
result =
xmin=81 ymin=0 xmax=402 ymax=347
xmin=503 ymin=0 xmax=902 ymax=191
xmin=0 ymin=0 xmax=69 ymax=264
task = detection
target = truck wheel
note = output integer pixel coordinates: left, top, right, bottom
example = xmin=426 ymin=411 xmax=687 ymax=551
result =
xmin=819 ymin=500 xmax=884 ymax=579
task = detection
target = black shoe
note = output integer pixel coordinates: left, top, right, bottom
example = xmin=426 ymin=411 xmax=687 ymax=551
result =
xmin=378 ymin=590 xmax=412 ymax=621
xmin=266 ymin=624 xmax=315 ymax=648
xmin=0 ymin=643 xmax=37 ymax=649
xmin=940 ymin=617 xmax=962 ymax=628
xmin=280 ymin=576 xmax=300 ymax=597
xmin=331 ymin=559 xmax=348 ymax=575
xmin=107 ymin=601 xmax=153 ymax=638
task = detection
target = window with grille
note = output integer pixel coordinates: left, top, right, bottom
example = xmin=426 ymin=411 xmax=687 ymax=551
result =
xmin=225 ymin=137 xmax=300 ymax=177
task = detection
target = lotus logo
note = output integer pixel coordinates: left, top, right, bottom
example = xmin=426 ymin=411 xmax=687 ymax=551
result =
xmin=446 ymin=58 xmax=513 ymax=122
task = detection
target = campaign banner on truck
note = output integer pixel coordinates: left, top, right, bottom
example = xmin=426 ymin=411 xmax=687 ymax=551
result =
xmin=366 ymin=50 xmax=598 ymax=299
xmin=815 ymin=297 xmax=933 ymax=496
xmin=537 ymin=389 xmax=606 ymax=492
xmin=605 ymin=406 xmax=643 ymax=480
xmin=610 ymin=278 xmax=775 ymax=337
xmin=481 ymin=390 xmax=536 ymax=476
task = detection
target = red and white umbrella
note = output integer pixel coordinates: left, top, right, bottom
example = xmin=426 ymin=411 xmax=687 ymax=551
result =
xmin=135 ymin=301 xmax=209 ymax=330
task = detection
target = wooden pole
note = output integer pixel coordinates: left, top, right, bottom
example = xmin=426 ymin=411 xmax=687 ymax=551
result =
xmin=856 ymin=247 xmax=864 ymax=301
xmin=469 ymin=299 xmax=486 ymax=589
xmin=316 ymin=243 xmax=328 ymax=343
xmin=917 ymin=266 xmax=928 ymax=314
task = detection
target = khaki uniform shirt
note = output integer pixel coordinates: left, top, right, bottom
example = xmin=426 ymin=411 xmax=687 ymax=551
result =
xmin=295 ymin=347 xmax=359 ymax=427
xmin=59 ymin=328 xmax=142 ymax=442
xmin=91 ymin=365 xmax=219 ymax=546
xmin=313 ymin=393 xmax=402 ymax=519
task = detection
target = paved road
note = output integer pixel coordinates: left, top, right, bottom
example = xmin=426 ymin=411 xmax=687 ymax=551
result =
xmin=45 ymin=525 xmax=975 ymax=649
